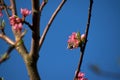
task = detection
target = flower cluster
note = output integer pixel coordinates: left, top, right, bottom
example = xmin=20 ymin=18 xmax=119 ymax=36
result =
xmin=77 ymin=72 xmax=87 ymax=80
xmin=9 ymin=15 xmax=22 ymax=31
xmin=21 ymin=8 xmax=31 ymax=17
xmin=67 ymin=32 xmax=86 ymax=49
xmin=9 ymin=8 xmax=31 ymax=31
xmin=67 ymin=32 xmax=81 ymax=49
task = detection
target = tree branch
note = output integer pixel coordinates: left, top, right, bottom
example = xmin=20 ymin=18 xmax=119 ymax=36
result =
xmin=74 ymin=0 xmax=93 ymax=79
xmin=39 ymin=0 xmax=48 ymax=12
xmin=0 ymin=34 xmax=14 ymax=45
xmin=0 ymin=45 xmax=14 ymax=64
xmin=10 ymin=0 xmax=17 ymax=15
xmin=23 ymin=20 xmax=33 ymax=30
xmin=0 ymin=27 xmax=5 ymax=35
xmin=9 ymin=0 xmax=28 ymax=55
xmin=30 ymin=0 xmax=40 ymax=56
xmin=0 ymin=29 xmax=27 ymax=64
xmin=28 ymin=0 xmax=40 ymax=79
xmin=0 ymin=0 xmax=10 ymax=17
xmin=39 ymin=0 xmax=66 ymax=49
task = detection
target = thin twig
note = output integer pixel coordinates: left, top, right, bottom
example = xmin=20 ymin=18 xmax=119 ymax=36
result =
xmin=1 ymin=29 xmax=5 ymax=35
xmin=23 ymin=20 xmax=33 ymax=30
xmin=0 ymin=25 xmax=5 ymax=35
xmin=74 ymin=0 xmax=93 ymax=79
xmin=0 ymin=0 xmax=10 ymax=17
xmin=0 ymin=29 xmax=27 ymax=64
xmin=10 ymin=0 xmax=17 ymax=15
xmin=0 ymin=19 xmax=6 ymax=35
xmin=39 ymin=0 xmax=48 ymax=12
xmin=39 ymin=0 xmax=66 ymax=49
xmin=0 ymin=30 xmax=27 ymax=64
xmin=0 ymin=34 xmax=14 ymax=45
xmin=0 ymin=45 xmax=14 ymax=64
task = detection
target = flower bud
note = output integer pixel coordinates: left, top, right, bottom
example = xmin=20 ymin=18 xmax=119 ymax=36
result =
xmin=81 ymin=34 xmax=86 ymax=43
xmin=21 ymin=8 xmax=31 ymax=17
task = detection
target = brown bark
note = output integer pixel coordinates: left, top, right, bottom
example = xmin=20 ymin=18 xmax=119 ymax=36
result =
xmin=24 ymin=54 xmax=40 ymax=80
xmin=30 ymin=0 xmax=40 ymax=56
xmin=16 ymin=43 xmax=40 ymax=80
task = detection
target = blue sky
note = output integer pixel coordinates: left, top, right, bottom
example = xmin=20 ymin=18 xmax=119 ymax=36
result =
xmin=0 ymin=0 xmax=120 ymax=80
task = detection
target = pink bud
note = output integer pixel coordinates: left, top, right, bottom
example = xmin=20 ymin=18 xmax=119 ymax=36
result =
xmin=9 ymin=15 xmax=23 ymax=32
xmin=16 ymin=17 xmax=21 ymax=23
xmin=13 ymin=24 xmax=18 ymax=30
xmin=18 ymin=23 xmax=22 ymax=30
xmin=21 ymin=8 xmax=31 ymax=17
xmin=76 ymin=72 xmax=88 ymax=80
xmin=81 ymin=34 xmax=86 ymax=43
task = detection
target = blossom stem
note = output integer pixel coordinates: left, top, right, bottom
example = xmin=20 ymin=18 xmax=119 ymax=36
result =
xmin=74 ymin=0 xmax=93 ymax=79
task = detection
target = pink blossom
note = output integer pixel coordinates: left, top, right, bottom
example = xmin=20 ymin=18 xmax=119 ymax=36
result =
xmin=77 ymin=72 xmax=88 ymax=80
xmin=9 ymin=15 xmax=16 ymax=25
xmin=16 ymin=17 xmax=21 ymax=23
xmin=21 ymin=8 xmax=31 ymax=17
xmin=67 ymin=32 xmax=81 ymax=49
xmin=9 ymin=15 xmax=23 ymax=31
xmin=13 ymin=23 xmax=22 ymax=31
